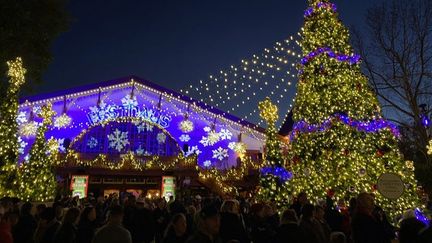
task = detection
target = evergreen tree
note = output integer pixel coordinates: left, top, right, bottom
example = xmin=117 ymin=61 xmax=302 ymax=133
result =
xmin=0 ymin=57 xmax=26 ymax=197
xmin=288 ymin=0 xmax=420 ymax=216
xmin=258 ymin=97 xmax=290 ymax=208
xmin=19 ymin=103 xmax=57 ymax=202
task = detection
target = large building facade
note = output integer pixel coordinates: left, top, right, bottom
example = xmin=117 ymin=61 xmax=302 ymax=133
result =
xmin=17 ymin=76 xmax=265 ymax=198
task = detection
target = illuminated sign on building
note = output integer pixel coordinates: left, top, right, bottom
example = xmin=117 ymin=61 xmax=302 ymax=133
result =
xmin=70 ymin=175 xmax=89 ymax=199
xmin=87 ymin=102 xmax=172 ymax=128
xmin=162 ymin=176 xmax=176 ymax=202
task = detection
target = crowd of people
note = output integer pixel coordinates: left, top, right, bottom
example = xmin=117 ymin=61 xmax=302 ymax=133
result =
xmin=0 ymin=191 xmax=431 ymax=243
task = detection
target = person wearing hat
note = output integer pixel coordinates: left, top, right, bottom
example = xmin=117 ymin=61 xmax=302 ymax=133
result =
xmin=186 ymin=205 xmax=222 ymax=243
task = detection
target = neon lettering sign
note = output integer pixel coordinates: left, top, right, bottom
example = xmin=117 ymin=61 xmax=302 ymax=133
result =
xmin=87 ymin=102 xmax=172 ymax=128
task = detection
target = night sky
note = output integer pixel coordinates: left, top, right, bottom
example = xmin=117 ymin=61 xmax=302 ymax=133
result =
xmin=36 ymin=0 xmax=378 ymax=122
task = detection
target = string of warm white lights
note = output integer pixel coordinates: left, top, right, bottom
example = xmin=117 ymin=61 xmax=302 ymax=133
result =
xmin=181 ymin=35 xmax=301 ymax=129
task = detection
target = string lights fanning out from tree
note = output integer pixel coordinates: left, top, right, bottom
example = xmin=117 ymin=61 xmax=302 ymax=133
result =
xmin=181 ymin=35 xmax=301 ymax=129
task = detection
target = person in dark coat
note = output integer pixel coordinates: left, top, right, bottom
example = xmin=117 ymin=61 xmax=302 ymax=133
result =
xmin=273 ymin=209 xmax=305 ymax=243
xmin=351 ymin=193 xmax=391 ymax=243
xmin=248 ymin=203 xmax=276 ymax=243
xmin=186 ymin=205 xmax=222 ymax=243
xmin=299 ymin=204 xmax=327 ymax=243
xmin=13 ymin=202 xmax=37 ymax=243
xmin=53 ymin=207 xmax=80 ymax=243
xmin=92 ymin=205 xmax=132 ymax=243
xmin=130 ymin=198 xmax=156 ymax=243
xmin=0 ymin=212 xmax=19 ymax=243
xmin=77 ymin=206 xmax=98 ymax=243
xmin=34 ymin=207 xmax=60 ymax=243
xmin=290 ymin=192 xmax=308 ymax=219
xmin=398 ymin=216 xmax=426 ymax=243
xmin=162 ymin=213 xmax=188 ymax=243
xmin=219 ymin=200 xmax=248 ymax=243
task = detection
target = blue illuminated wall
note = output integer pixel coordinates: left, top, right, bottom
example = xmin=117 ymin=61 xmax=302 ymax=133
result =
xmin=17 ymin=77 xmax=265 ymax=169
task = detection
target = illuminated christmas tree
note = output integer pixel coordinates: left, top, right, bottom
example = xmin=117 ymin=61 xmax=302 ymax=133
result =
xmin=19 ymin=103 xmax=57 ymax=202
xmin=257 ymin=97 xmax=290 ymax=208
xmin=287 ymin=0 xmax=420 ymax=216
xmin=0 ymin=57 xmax=26 ymax=197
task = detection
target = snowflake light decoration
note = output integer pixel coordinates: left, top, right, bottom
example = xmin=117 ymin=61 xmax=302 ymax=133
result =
xmin=157 ymin=132 xmax=167 ymax=144
xmin=136 ymin=145 xmax=145 ymax=156
xmin=136 ymin=121 xmax=153 ymax=133
xmin=219 ymin=129 xmax=233 ymax=140
xmin=179 ymin=134 xmax=191 ymax=142
xmin=203 ymin=126 xmax=211 ymax=132
xmin=208 ymin=130 xmax=220 ymax=144
xmin=185 ymin=145 xmax=201 ymax=157
xmin=203 ymin=160 xmax=212 ymax=167
xmin=21 ymin=121 xmax=38 ymax=137
xmin=228 ymin=142 xmax=247 ymax=154
xmin=108 ymin=129 xmax=130 ymax=152
xmin=54 ymin=113 xmax=72 ymax=128
xmin=212 ymin=147 xmax=228 ymax=161
xmin=179 ymin=120 xmax=194 ymax=133
xmin=199 ymin=136 xmax=210 ymax=147
xmin=87 ymin=137 xmax=98 ymax=148
xmin=32 ymin=106 xmax=42 ymax=115
xmin=88 ymin=102 xmax=117 ymax=124
xmin=57 ymin=138 xmax=66 ymax=152
xmin=121 ymin=94 xmax=138 ymax=109
xmin=16 ymin=112 xmax=27 ymax=124
xmin=18 ymin=137 xmax=27 ymax=154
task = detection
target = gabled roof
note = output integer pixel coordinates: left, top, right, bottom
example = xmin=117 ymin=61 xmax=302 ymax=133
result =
xmin=19 ymin=75 xmax=265 ymax=133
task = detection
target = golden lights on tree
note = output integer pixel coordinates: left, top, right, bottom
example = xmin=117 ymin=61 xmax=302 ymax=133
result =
xmin=286 ymin=0 xmax=420 ymax=217
xmin=0 ymin=57 xmax=27 ymax=197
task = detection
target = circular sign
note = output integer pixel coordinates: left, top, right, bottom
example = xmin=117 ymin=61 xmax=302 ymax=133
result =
xmin=377 ymin=173 xmax=404 ymax=200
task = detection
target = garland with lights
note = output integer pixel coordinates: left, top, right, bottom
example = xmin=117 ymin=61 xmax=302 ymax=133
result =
xmin=198 ymin=156 xmax=260 ymax=196
xmin=289 ymin=113 xmax=400 ymax=141
xmin=63 ymin=150 xmax=196 ymax=171
xmin=0 ymin=57 xmax=26 ymax=198
xmin=287 ymin=0 xmax=420 ymax=218
xmin=18 ymin=103 xmax=58 ymax=202
xmin=256 ymin=97 xmax=290 ymax=208
xmin=300 ymin=47 xmax=361 ymax=66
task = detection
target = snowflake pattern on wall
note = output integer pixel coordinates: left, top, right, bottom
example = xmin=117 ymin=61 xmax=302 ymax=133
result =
xmin=157 ymin=132 xmax=167 ymax=144
xmin=136 ymin=121 xmax=153 ymax=133
xmin=18 ymin=137 xmax=27 ymax=155
xmin=185 ymin=145 xmax=201 ymax=157
xmin=107 ymin=129 xmax=130 ymax=152
xmin=212 ymin=147 xmax=228 ymax=161
xmin=200 ymin=131 xmax=220 ymax=147
xmin=135 ymin=145 xmax=147 ymax=156
xmin=179 ymin=120 xmax=194 ymax=133
xmin=179 ymin=134 xmax=191 ymax=142
xmin=228 ymin=142 xmax=247 ymax=154
xmin=203 ymin=126 xmax=211 ymax=132
xmin=203 ymin=160 xmax=212 ymax=167
xmin=56 ymin=138 xmax=66 ymax=152
xmin=219 ymin=129 xmax=233 ymax=140
xmin=88 ymin=102 xmax=117 ymax=123
xmin=16 ymin=112 xmax=27 ymax=124
xmin=121 ymin=94 xmax=138 ymax=109
xmin=33 ymin=106 xmax=42 ymax=115
xmin=87 ymin=137 xmax=98 ymax=148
